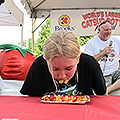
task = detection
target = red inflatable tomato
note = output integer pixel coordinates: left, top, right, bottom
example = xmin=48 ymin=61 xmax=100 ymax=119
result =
xmin=0 ymin=44 xmax=35 ymax=81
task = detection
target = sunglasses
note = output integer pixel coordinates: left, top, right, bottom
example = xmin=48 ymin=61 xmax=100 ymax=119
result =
xmin=99 ymin=20 xmax=111 ymax=27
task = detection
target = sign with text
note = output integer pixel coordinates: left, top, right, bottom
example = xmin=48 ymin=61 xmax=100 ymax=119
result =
xmin=50 ymin=10 xmax=120 ymax=36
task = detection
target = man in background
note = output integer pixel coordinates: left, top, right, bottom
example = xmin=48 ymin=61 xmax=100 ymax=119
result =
xmin=84 ymin=20 xmax=120 ymax=95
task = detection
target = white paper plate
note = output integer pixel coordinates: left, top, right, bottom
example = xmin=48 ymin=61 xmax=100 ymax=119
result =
xmin=39 ymin=95 xmax=90 ymax=104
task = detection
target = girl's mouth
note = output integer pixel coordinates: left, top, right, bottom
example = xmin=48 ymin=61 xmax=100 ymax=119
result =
xmin=59 ymin=79 xmax=69 ymax=84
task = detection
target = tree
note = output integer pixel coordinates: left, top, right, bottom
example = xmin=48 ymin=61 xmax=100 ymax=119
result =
xmin=77 ymin=36 xmax=94 ymax=46
xmin=34 ymin=19 xmax=51 ymax=57
xmin=28 ymin=38 xmax=32 ymax=50
xmin=18 ymin=40 xmax=27 ymax=48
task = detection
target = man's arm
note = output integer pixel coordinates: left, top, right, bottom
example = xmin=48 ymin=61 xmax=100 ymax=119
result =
xmin=107 ymin=79 xmax=120 ymax=94
xmin=93 ymin=51 xmax=104 ymax=61
xmin=93 ymin=46 xmax=112 ymax=61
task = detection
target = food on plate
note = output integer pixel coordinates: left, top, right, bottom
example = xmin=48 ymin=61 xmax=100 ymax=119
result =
xmin=40 ymin=95 xmax=90 ymax=104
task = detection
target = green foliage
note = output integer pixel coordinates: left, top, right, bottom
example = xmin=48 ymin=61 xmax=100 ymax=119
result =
xmin=28 ymin=38 xmax=32 ymax=50
xmin=18 ymin=40 xmax=27 ymax=47
xmin=34 ymin=19 xmax=51 ymax=57
xmin=76 ymin=36 xmax=94 ymax=46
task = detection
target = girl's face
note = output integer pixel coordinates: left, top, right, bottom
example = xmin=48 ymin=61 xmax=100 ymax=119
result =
xmin=47 ymin=56 xmax=79 ymax=81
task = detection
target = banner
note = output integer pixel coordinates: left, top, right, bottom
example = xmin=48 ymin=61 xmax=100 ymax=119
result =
xmin=50 ymin=10 xmax=120 ymax=36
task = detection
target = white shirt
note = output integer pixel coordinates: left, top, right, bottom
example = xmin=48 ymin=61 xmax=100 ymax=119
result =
xmin=84 ymin=36 xmax=120 ymax=76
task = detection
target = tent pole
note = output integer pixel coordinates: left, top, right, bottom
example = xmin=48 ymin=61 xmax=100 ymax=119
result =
xmin=21 ymin=25 xmax=23 ymax=48
xmin=32 ymin=18 xmax=36 ymax=53
xmin=32 ymin=14 xmax=50 ymax=33
xmin=32 ymin=18 xmax=34 ymax=53
xmin=31 ymin=10 xmax=37 ymax=53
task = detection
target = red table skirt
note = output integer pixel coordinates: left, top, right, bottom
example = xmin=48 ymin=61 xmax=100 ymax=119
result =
xmin=0 ymin=95 xmax=120 ymax=120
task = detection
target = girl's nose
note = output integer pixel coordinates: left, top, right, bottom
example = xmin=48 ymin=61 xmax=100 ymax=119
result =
xmin=58 ymin=71 xmax=66 ymax=80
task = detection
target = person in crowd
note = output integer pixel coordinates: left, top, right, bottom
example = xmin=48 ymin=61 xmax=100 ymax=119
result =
xmin=20 ymin=31 xmax=107 ymax=96
xmin=84 ymin=20 xmax=120 ymax=95
xmin=0 ymin=77 xmax=4 ymax=94
xmin=107 ymin=79 xmax=120 ymax=94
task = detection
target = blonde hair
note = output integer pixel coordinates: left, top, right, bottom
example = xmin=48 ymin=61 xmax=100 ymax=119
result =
xmin=43 ymin=31 xmax=80 ymax=60
xmin=43 ymin=31 xmax=80 ymax=93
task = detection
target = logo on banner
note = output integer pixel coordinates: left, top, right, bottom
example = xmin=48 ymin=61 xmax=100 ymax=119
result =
xmin=58 ymin=15 xmax=71 ymax=26
xmin=54 ymin=14 xmax=76 ymax=31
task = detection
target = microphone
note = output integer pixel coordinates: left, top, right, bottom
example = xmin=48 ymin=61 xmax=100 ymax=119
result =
xmin=106 ymin=40 xmax=113 ymax=57
xmin=109 ymin=40 xmax=113 ymax=47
